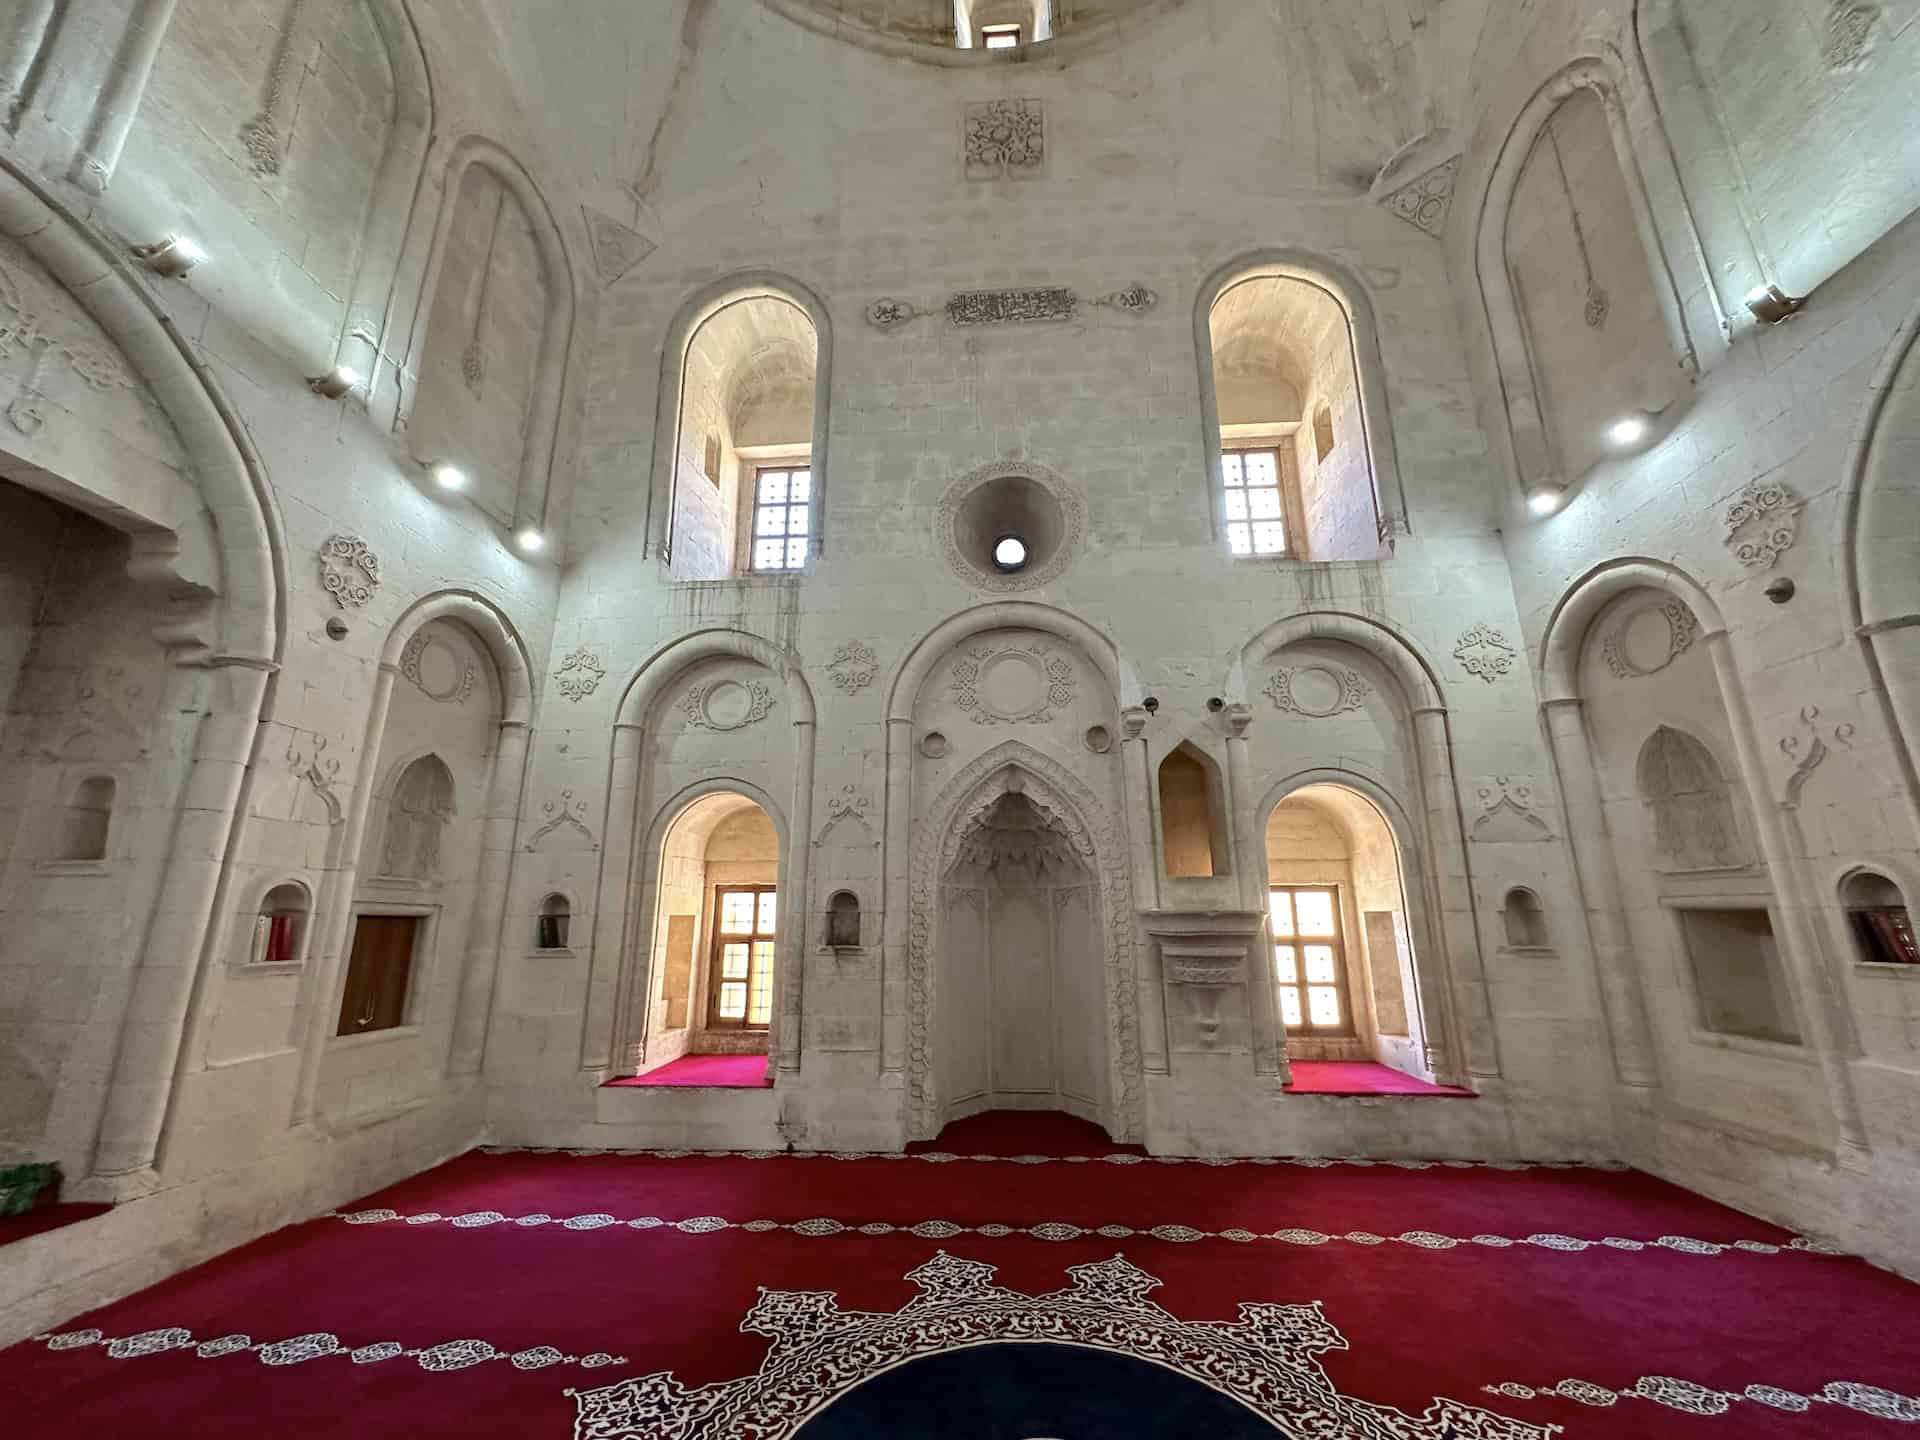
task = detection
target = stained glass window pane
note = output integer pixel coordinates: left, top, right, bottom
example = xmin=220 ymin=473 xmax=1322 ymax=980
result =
xmin=1274 ymin=945 xmax=1297 ymax=984
xmin=757 ymin=892 xmax=778 ymax=933
xmin=1268 ymin=891 xmax=1294 ymax=937
xmin=719 ymin=982 xmax=747 ymax=1019
xmin=1295 ymin=890 xmax=1336 ymax=935
xmin=1227 ymin=523 xmax=1252 ymax=556
xmin=721 ymin=893 xmax=756 ymax=933
xmin=1279 ymin=988 xmax=1303 ymax=1027
xmin=1308 ymin=986 xmax=1341 ymax=1026
xmin=1305 ymin=945 xmax=1336 ymax=984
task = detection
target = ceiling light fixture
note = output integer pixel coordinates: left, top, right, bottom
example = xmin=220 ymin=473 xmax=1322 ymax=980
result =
xmin=1526 ymin=486 xmax=1565 ymax=516
xmin=1744 ymin=283 xmax=1804 ymax=326
xmin=306 ymin=365 xmax=361 ymax=400
xmin=431 ymin=462 xmax=468 ymax=492
xmin=1606 ymin=414 xmax=1651 ymax=449
xmin=515 ymin=528 xmax=546 ymax=554
xmin=131 ymin=235 xmax=207 ymax=279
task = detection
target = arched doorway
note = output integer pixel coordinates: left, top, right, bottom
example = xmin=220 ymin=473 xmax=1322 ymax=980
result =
xmin=937 ymin=785 xmax=1106 ymax=1128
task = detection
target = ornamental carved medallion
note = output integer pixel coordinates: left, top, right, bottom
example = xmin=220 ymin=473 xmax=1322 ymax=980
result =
xmin=1453 ymin=624 xmax=1516 ymax=683
xmin=1264 ymin=664 xmax=1370 ymax=717
xmin=1603 ymin=599 xmax=1698 ymax=679
xmin=318 ymin=535 xmax=380 ymax=609
xmin=1723 ymin=480 xmax=1803 ymax=569
xmin=680 ymin=678 xmax=775 ymax=732
xmin=554 ymin=648 xmax=607 ymax=703
xmin=826 ymin=641 xmax=879 ymax=694
xmin=964 ymin=98 xmax=1044 ymax=180
xmin=950 ymin=643 xmax=1076 ymax=725
xmin=400 ymin=631 xmax=477 ymax=705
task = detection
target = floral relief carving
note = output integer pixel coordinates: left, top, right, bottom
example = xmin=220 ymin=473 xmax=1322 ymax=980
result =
xmin=826 ymin=641 xmax=879 ymax=694
xmin=286 ymin=731 xmax=344 ymax=826
xmin=680 ymin=679 xmax=775 ymax=732
xmin=964 ymin=98 xmax=1044 ymax=180
xmin=1453 ymin=624 xmax=1517 ymax=683
xmin=1378 ymin=154 xmax=1461 ymax=238
xmin=1471 ymin=777 xmax=1556 ymax=844
xmin=237 ymin=0 xmax=312 ymax=177
xmin=1779 ymin=705 xmax=1856 ymax=808
xmin=910 ymin=742 xmax=1141 ymax=1142
xmin=0 ymin=257 xmax=136 ymax=436
xmin=525 ymin=790 xmax=597 ymax=852
xmin=400 ymin=631 xmax=477 ymax=706
xmin=554 ymin=648 xmax=607 ymax=703
xmin=318 ymin=536 xmax=380 ymax=609
xmin=950 ymin=643 xmax=1076 ymax=725
xmin=1724 ymin=480 xmax=1803 ymax=569
xmin=815 ymin=785 xmax=875 ymax=846
xmin=1264 ymin=664 xmax=1371 ymax=717
xmin=1603 ymin=599 xmax=1698 ymax=679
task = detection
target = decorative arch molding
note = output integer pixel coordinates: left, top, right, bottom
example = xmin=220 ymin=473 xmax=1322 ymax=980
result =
xmin=1193 ymin=249 xmax=1409 ymax=545
xmin=1255 ymin=766 xmax=1462 ymax=1087
xmin=617 ymin=776 xmax=793 ymax=1073
xmin=646 ymin=269 xmax=835 ymax=564
xmin=886 ymin=600 xmax=1139 ymax=721
xmin=1538 ymin=557 xmax=1725 ymax=704
xmin=1470 ymin=54 xmax=1709 ymax=505
xmin=909 ymin=740 xmax=1142 ymax=1142
xmin=380 ymin=589 xmax=536 ymax=725
xmin=398 ymin=135 xmax=578 ymax=536
xmin=582 ymin=628 xmax=818 ymax=1074
xmin=1229 ymin=609 xmax=1444 ymax=713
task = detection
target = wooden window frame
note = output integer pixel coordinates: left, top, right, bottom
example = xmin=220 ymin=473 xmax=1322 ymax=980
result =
xmin=1269 ymin=884 xmax=1355 ymax=1036
xmin=707 ymin=884 xmax=778 ymax=1030
xmin=1222 ymin=443 xmax=1303 ymax=560
xmin=747 ymin=463 xmax=812 ymax=573
xmin=336 ymin=908 xmax=431 ymax=1038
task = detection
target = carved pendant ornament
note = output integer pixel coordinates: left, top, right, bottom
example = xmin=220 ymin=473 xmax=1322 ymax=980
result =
xmin=400 ymin=632 xmax=477 ymax=705
xmin=826 ymin=641 xmax=879 ymax=694
xmin=680 ymin=678 xmax=775 ymax=732
xmin=1780 ymin=705 xmax=1855 ymax=808
xmin=318 ymin=536 xmax=381 ymax=609
xmin=1453 ymin=624 xmax=1517 ymax=683
xmin=951 ymin=643 xmax=1076 ymax=725
xmin=964 ymin=98 xmax=1044 ymax=180
xmin=1724 ymin=480 xmax=1803 ymax=569
xmin=569 ymin=1254 xmax=1549 ymax=1440
xmin=554 ymin=648 xmax=607 ymax=703
xmin=237 ymin=0 xmax=312 ymax=177
xmin=1264 ymin=664 xmax=1370 ymax=717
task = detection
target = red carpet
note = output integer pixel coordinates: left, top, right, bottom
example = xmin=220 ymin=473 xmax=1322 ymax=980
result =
xmin=0 ymin=1202 xmax=110 ymax=1248
xmin=1284 ymin=1060 xmax=1475 ymax=1096
xmin=602 ymin=1053 xmax=770 ymax=1088
xmin=5 ymin=1112 xmax=1918 ymax=1437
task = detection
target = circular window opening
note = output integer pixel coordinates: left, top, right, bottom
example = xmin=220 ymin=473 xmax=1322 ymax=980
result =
xmin=993 ymin=535 xmax=1029 ymax=572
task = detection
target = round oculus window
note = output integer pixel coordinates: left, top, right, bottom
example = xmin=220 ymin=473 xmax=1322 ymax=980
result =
xmin=993 ymin=535 xmax=1029 ymax=572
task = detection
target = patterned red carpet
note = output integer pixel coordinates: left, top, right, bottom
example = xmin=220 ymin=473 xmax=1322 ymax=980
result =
xmin=602 ymin=1054 xmax=773 ymax=1088
xmin=1282 ymin=1060 xmax=1474 ymax=1096
xmin=6 ymin=1112 xmax=1919 ymax=1437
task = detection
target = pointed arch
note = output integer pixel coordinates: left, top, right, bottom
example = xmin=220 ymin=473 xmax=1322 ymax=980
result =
xmin=887 ymin=599 xmax=1139 ymax=721
xmin=909 ymin=740 xmax=1141 ymax=1142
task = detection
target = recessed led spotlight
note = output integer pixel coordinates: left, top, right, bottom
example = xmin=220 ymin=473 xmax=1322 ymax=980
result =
xmin=1527 ymin=487 xmax=1565 ymax=516
xmin=432 ymin=462 xmax=468 ymax=492
xmin=1744 ymin=283 xmax=1804 ymax=326
xmin=993 ymin=535 xmax=1029 ymax=572
xmin=1607 ymin=414 xmax=1650 ymax=449
xmin=131 ymin=235 xmax=207 ymax=279
xmin=306 ymin=365 xmax=361 ymax=400
xmin=515 ymin=528 xmax=546 ymax=554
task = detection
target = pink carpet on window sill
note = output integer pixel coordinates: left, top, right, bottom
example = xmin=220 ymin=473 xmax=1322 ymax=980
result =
xmin=604 ymin=1054 xmax=772 ymax=1089
xmin=1283 ymin=1061 xmax=1473 ymax=1097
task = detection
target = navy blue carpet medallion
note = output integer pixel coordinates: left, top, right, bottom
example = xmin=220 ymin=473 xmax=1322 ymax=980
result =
xmin=568 ymin=1254 xmax=1549 ymax=1439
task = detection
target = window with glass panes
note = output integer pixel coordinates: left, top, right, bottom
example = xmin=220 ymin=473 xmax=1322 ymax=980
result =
xmin=980 ymin=23 xmax=1021 ymax=47
xmin=750 ymin=466 xmax=810 ymax=571
xmin=1269 ymin=885 xmax=1352 ymax=1033
xmin=709 ymin=885 xmax=777 ymax=1028
xmin=1223 ymin=448 xmax=1289 ymax=557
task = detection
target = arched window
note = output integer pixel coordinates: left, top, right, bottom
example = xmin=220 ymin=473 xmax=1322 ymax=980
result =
xmin=1502 ymin=887 xmax=1550 ymax=950
xmin=1158 ymin=742 xmax=1229 ymax=878
xmin=1202 ymin=268 xmax=1391 ymax=560
xmin=673 ymin=294 xmax=820 ymax=579
xmin=57 ymin=776 xmax=115 ymax=862
xmin=956 ymin=0 xmax=1051 ymax=46
xmin=1841 ymin=870 xmax=1918 ymax=967
xmin=536 ymin=893 xmax=573 ymax=951
xmin=253 ymin=882 xmax=311 ymax=966
xmin=1635 ymin=726 xmax=1747 ymax=872
xmin=827 ymin=890 xmax=862 ymax=949
xmin=380 ymin=755 xmax=456 ymax=881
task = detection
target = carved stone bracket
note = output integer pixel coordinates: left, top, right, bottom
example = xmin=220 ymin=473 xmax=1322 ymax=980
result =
xmin=1724 ymin=480 xmax=1803 ymax=569
xmin=1143 ymin=911 xmax=1263 ymax=1053
xmin=964 ymin=98 xmax=1044 ymax=180
xmin=947 ymin=287 xmax=1077 ymax=326
xmin=1780 ymin=705 xmax=1855 ymax=808
xmin=554 ymin=647 xmax=607 ymax=703
xmin=1453 ymin=624 xmax=1516 ymax=683
xmin=318 ymin=535 xmax=380 ymax=609
xmin=826 ymin=641 xmax=879 ymax=694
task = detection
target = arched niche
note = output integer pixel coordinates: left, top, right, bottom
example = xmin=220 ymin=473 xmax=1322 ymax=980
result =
xmin=1502 ymin=887 xmax=1551 ymax=952
xmin=405 ymin=138 xmax=576 ymax=539
xmin=908 ymin=740 xmax=1140 ymax=1142
xmin=1634 ymin=726 xmax=1749 ymax=873
xmin=647 ymin=273 xmax=834 ymax=571
xmin=251 ymin=881 xmax=314 ymax=967
xmin=290 ymin=595 xmax=535 ymax=1127
xmin=1226 ymin=609 xmax=1497 ymax=1084
xmin=1473 ymin=59 xmax=1704 ymax=506
xmin=627 ymin=786 xmax=787 ymax=1075
xmin=1838 ymin=869 xmax=1918 ymax=968
xmin=1158 ymin=740 xmax=1228 ymax=879
xmin=0 ymin=162 xmax=281 ymax=1187
xmin=1194 ymin=252 xmax=1407 ymax=550
xmin=1261 ymin=778 xmax=1443 ymax=1084
xmin=582 ymin=629 xmax=816 ymax=1077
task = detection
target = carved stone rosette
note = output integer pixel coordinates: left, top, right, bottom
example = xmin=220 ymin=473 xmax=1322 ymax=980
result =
xmin=1453 ymin=624 xmax=1516 ymax=683
xmin=1264 ymin=664 xmax=1370 ymax=717
xmin=554 ymin=648 xmax=607 ymax=703
xmin=1723 ymin=480 xmax=1803 ymax=569
xmin=826 ymin=641 xmax=879 ymax=694
xmin=950 ymin=643 xmax=1076 ymax=725
xmin=318 ymin=536 xmax=381 ymax=609
xmin=680 ymin=678 xmax=775 ymax=732
xmin=964 ymin=98 xmax=1044 ymax=180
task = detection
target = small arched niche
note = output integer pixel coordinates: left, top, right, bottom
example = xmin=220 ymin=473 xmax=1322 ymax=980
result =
xmin=673 ymin=294 xmax=820 ymax=579
xmin=379 ymin=755 xmax=457 ymax=882
xmin=1841 ymin=870 xmax=1918 ymax=967
xmin=1635 ymin=726 xmax=1749 ymax=873
xmin=826 ymin=889 xmax=863 ymax=949
xmin=57 ymin=776 xmax=115 ymax=863
xmin=536 ymin=893 xmax=573 ymax=952
xmin=1158 ymin=741 xmax=1229 ymax=879
xmin=252 ymin=882 xmax=312 ymax=966
xmin=1502 ymin=887 xmax=1551 ymax=951
xmin=1206 ymin=273 xmax=1382 ymax=561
